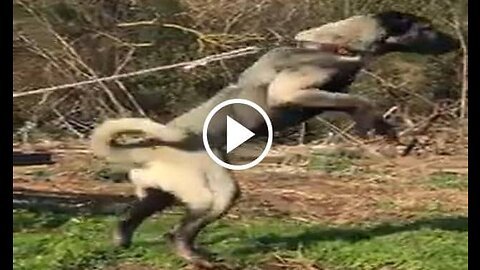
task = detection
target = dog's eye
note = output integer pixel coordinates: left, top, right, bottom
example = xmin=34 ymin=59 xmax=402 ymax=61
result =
xmin=390 ymin=19 xmax=413 ymax=35
xmin=420 ymin=24 xmax=433 ymax=31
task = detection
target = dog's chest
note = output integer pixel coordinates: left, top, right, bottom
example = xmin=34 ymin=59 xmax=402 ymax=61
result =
xmin=269 ymin=65 xmax=363 ymax=131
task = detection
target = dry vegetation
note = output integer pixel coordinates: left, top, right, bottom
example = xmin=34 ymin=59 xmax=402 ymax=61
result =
xmin=13 ymin=1 xmax=468 ymax=269
xmin=13 ymin=0 xmax=467 ymax=141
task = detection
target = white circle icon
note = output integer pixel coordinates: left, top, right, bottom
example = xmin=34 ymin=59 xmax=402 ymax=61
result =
xmin=202 ymin=99 xmax=273 ymax=170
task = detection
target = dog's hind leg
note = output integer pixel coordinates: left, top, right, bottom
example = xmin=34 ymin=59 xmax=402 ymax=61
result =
xmin=165 ymin=167 xmax=240 ymax=268
xmin=114 ymin=184 xmax=176 ymax=248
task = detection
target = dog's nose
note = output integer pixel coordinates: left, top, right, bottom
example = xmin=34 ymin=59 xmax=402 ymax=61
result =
xmin=433 ymin=33 xmax=461 ymax=54
xmin=441 ymin=33 xmax=461 ymax=51
xmin=446 ymin=38 xmax=461 ymax=53
xmin=450 ymin=38 xmax=461 ymax=50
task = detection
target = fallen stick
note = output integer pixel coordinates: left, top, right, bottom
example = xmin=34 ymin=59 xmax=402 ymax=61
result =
xmin=13 ymin=151 xmax=55 ymax=166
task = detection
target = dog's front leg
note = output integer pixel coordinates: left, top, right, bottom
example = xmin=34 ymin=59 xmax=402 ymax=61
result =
xmin=268 ymin=68 xmax=397 ymax=139
xmin=285 ymin=89 xmax=395 ymax=137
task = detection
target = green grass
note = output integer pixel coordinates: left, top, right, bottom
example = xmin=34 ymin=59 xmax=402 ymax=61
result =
xmin=426 ymin=172 xmax=468 ymax=191
xmin=308 ymin=151 xmax=359 ymax=174
xmin=13 ymin=209 xmax=468 ymax=270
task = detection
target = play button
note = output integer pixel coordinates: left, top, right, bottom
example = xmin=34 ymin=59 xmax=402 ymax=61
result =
xmin=226 ymin=116 xmax=255 ymax=153
xmin=202 ymin=99 xmax=273 ymax=170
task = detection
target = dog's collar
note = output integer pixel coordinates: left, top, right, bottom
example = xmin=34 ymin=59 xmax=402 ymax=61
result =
xmin=298 ymin=41 xmax=364 ymax=56
xmin=315 ymin=43 xmax=360 ymax=56
xmin=269 ymin=38 xmax=370 ymax=56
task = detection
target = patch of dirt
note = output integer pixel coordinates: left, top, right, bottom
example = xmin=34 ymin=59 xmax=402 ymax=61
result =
xmin=257 ymin=256 xmax=326 ymax=270
xmin=104 ymin=263 xmax=165 ymax=270
xmin=233 ymin=167 xmax=467 ymax=224
xmin=13 ymin=141 xmax=468 ymax=224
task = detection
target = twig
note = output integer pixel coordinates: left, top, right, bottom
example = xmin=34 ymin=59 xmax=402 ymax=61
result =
xmin=266 ymin=28 xmax=284 ymax=43
xmin=398 ymin=108 xmax=442 ymax=137
xmin=52 ymin=109 xmax=85 ymax=138
xmin=114 ymin=48 xmax=136 ymax=75
xmin=163 ymin=23 xmax=214 ymax=52
xmin=398 ymin=106 xmax=444 ymax=156
xmin=112 ymin=48 xmax=147 ymax=116
xmin=163 ymin=23 xmax=264 ymax=52
xmin=117 ymin=18 xmax=159 ymax=27
xmin=224 ymin=5 xmax=249 ymax=33
xmin=13 ymin=46 xmax=260 ymax=98
xmin=323 ymin=120 xmax=355 ymax=145
xmin=15 ymin=0 xmax=126 ymax=114
xmin=361 ymin=69 xmax=435 ymax=106
xmin=91 ymin=30 xmax=153 ymax=48
xmin=16 ymin=33 xmax=102 ymax=115
xmin=316 ymin=117 xmax=363 ymax=145
xmin=315 ymin=117 xmax=384 ymax=158
xmin=450 ymin=17 xmax=468 ymax=119
xmin=50 ymin=31 xmax=126 ymax=114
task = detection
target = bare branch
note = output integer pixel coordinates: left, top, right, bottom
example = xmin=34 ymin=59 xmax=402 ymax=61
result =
xmin=15 ymin=0 xmax=126 ymax=114
xmin=52 ymin=109 xmax=85 ymax=138
xmin=91 ymin=31 xmax=153 ymax=48
xmin=117 ymin=18 xmax=159 ymax=27
xmin=450 ymin=17 xmax=468 ymax=119
xmin=13 ymin=46 xmax=260 ymax=98
xmin=442 ymin=3 xmax=468 ymax=119
xmin=361 ymin=69 xmax=435 ymax=106
xmin=315 ymin=117 xmax=384 ymax=158
xmin=112 ymin=48 xmax=147 ymax=117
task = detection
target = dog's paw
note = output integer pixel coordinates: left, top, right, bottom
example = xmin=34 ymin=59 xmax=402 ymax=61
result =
xmin=112 ymin=224 xmax=132 ymax=248
xmin=373 ymin=116 xmax=399 ymax=142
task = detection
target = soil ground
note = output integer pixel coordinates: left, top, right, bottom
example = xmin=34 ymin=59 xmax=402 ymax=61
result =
xmin=13 ymin=136 xmax=468 ymax=270
xmin=13 ymin=140 xmax=468 ymax=223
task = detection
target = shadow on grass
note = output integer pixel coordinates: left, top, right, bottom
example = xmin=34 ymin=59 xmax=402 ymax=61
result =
xmin=13 ymin=189 xmax=136 ymax=214
xmin=13 ymin=210 xmax=73 ymax=232
xmin=13 ymin=189 xmax=132 ymax=231
xmin=233 ymin=216 xmax=468 ymax=255
xmin=13 ymin=206 xmax=115 ymax=232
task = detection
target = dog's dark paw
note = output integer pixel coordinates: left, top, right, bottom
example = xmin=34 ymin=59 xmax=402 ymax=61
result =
xmin=373 ymin=116 xmax=399 ymax=142
xmin=112 ymin=221 xmax=134 ymax=248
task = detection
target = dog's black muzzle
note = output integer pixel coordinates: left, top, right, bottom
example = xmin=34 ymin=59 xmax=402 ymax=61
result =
xmin=433 ymin=32 xmax=461 ymax=54
xmin=383 ymin=31 xmax=460 ymax=55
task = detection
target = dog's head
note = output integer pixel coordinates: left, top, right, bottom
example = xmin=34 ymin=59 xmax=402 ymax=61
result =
xmin=374 ymin=11 xmax=459 ymax=55
xmin=295 ymin=11 xmax=459 ymax=55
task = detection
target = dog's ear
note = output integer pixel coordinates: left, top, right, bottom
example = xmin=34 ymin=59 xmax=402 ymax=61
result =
xmin=375 ymin=11 xmax=424 ymax=36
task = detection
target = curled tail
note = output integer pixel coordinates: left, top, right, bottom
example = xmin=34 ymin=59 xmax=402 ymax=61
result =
xmin=90 ymin=118 xmax=187 ymax=164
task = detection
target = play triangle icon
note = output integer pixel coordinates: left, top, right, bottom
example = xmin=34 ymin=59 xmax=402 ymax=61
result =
xmin=226 ymin=116 xmax=255 ymax=153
